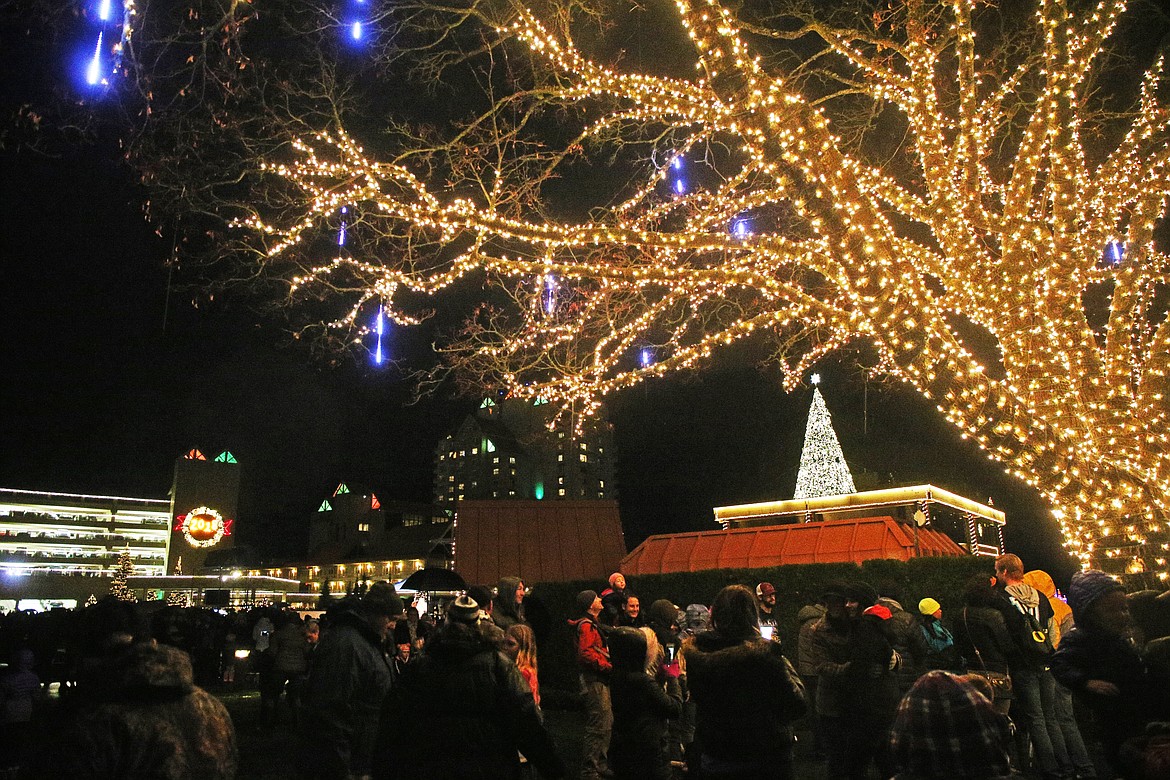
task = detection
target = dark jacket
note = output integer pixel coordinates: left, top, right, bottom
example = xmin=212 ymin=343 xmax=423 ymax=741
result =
xmin=683 ymin=630 xmax=806 ymax=777
xmin=610 ymin=670 xmax=683 ymax=780
xmin=954 ymin=606 xmax=1013 ymax=675
xmin=795 ymin=604 xmax=827 ymax=678
xmin=373 ymin=620 xmax=565 ymax=780
xmin=844 ymin=613 xmax=900 ymax=719
xmin=569 ymin=615 xmax=611 ymax=682
xmin=807 ymin=613 xmax=853 ymax=717
xmin=492 ymin=576 xmax=526 ymax=631
xmin=1051 ymin=626 xmax=1164 ymax=760
xmin=601 ymin=587 xmax=628 ymax=627
xmin=877 ymin=598 xmax=929 ymax=691
xmin=302 ymin=604 xmax=394 ymax=778
xmin=50 ymin=642 xmax=237 ymax=779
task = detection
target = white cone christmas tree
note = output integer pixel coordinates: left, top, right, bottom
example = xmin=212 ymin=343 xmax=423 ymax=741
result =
xmin=793 ymin=381 xmax=857 ymax=501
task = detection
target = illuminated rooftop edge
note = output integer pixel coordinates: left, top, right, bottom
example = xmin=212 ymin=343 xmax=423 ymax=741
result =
xmin=713 ymin=484 xmax=1006 ymax=526
xmin=0 ymin=488 xmax=170 ymax=511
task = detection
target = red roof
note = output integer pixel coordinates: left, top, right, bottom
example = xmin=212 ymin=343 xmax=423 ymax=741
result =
xmin=454 ymin=500 xmax=627 ymax=585
xmin=621 ymin=516 xmax=967 ymax=575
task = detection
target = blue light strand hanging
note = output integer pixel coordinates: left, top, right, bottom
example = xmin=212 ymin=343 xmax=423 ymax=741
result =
xmin=338 ymin=206 xmax=349 ymax=246
xmin=344 ymin=0 xmax=372 ymax=45
xmin=80 ymin=0 xmax=135 ymax=91
xmin=373 ymin=304 xmax=386 ymax=365
xmin=542 ymin=274 xmax=557 ymax=315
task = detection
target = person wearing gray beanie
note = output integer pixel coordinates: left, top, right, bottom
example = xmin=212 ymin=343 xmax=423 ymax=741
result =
xmin=576 ymin=589 xmax=601 ymax=615
xmin=1052 ymin=570 xmax=1169 ymax=775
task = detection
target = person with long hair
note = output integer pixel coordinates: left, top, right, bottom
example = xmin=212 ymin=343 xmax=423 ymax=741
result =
xmin=683 ymin=585 xmax=806 ymax=780
xmin=609 ymin=627 xmax=683 ymax=780
xmin=504 ymin=623 xmax=541 ymax=709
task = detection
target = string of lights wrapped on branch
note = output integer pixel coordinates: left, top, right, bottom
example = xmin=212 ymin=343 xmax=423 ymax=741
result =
xmin=99 ymin=0 xmax=1169 ymax=577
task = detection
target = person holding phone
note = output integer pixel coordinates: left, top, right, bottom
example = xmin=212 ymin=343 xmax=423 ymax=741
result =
xmin=757 ymin=582 xmax=781 ymax=643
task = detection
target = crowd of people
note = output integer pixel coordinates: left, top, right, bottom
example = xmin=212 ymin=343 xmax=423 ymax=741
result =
xmin=2 ymin=557 xmax=1169 ymax=779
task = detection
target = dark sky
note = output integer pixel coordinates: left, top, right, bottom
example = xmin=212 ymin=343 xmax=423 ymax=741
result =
xmin=0 ymin=4 xmax=1073 ymax=580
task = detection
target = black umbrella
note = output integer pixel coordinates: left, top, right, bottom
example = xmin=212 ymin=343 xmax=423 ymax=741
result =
xmin=399 ymin=567 xmax=467 ymax=593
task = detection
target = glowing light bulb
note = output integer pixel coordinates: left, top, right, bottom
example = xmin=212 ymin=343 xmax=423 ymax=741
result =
xmin=338 ymin=206 xmax=348 ymax=246
xmin=351 ymin=21 xmax=364 ymax=40
xmin=98 ymin=0 xmax=112 ymax=22
xmin=640 ymin=348 xmax=653 ymax=367
xmin=86 ymin=32 xmax=104 ymax=86
xmin=674 ymin=179 xmax=685 ymax=195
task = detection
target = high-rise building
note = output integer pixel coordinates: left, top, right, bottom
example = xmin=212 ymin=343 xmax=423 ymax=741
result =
xmin=433 ymin=397 xmax=616 ymax=507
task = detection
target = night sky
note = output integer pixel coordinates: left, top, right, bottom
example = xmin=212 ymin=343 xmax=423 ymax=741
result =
xmin=0 ymin=4 xmax=1072 ymax=580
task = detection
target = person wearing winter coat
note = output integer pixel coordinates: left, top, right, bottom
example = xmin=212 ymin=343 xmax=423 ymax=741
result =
xmin=806 ymin=582 xmax=853 ymax=776
xmin=52 ymin=641 xmax=238 ymax=778
xmin=492 ymin=576 xmax=527 ymax=631
xmin=876 ymin=585 xmax=930 ymax=693
xmin=1022 ymin=569 xmax=1096 ymax=780
xmin=570 ymin=589 xmax=614 ymax=780
xmin=952 ymin=575 xmax=1015 ymax=714
xmin=683 ymin=584 xmax=806 ymax=780
xmin=301 ymin=582 xmax=402 ymax=779
xmin=993 ymin=554 xmax=1062 ymax=780
xmin=840 ymin=584 xmax=900 ymax=780
xmin=373 ymin=596 xmax=566 ymax=780
xmin=607 ymin=627 xmax=683 ymax=780
xmin=916 ymin=598 xmax=960 ymax=672
xmin=267 ymin=611 xmax=311 ymax=726
xmin=1052 ymin=570 xmax=1169 ymax=775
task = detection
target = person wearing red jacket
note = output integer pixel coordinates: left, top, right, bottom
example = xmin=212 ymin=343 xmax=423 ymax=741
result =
xmin=570 ymin=589 xmax=613 ymax=780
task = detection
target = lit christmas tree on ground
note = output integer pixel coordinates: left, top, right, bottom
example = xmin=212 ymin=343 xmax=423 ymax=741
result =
xmin=793 ymin=377 xmax=857 ymax=502
xmin=109 ymin=548 xmax=137 ymax=602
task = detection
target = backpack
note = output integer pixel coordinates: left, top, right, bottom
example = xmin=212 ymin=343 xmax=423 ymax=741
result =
xmin=1007 ymin=593 xmax=1054 ymax=662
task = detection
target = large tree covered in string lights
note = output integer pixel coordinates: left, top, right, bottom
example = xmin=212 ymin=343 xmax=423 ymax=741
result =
xmin=104 ymin=0 xmax=1169 ymax=574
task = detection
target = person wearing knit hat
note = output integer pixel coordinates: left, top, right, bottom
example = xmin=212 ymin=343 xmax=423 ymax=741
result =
xmin=917 ymin=597 xmax=960 ymax=673
xmin=447 ymin=594 xmax=480 ymax=623
xmin=1021 ymin=571 xmax=1096 ymax=780
xmin=568 ymin=589 xmax=613 ymax=780
xmin=1053 ymin=570 xmax=1168 ymax=775
xmin=1065 ymin=569 xmax=1125 ymax=623
xmin=888 ymin=671 xmax=1013 ymax=779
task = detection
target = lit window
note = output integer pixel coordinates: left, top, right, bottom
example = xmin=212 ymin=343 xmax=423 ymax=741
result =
xmin=580 ymin=454 xmax=588 ymax=462
xmin=558 ymin=476 xmax=564 ymax=484
xmin=599 ymin=447 xmax=604 ymax=454
xmin=558 ymin=488 xmax=566 ymax=496
xmin=493 ymin=456 xmax=500 ymax=464
xmin=493 ymin=468 xmax=500 ymax=475
xmin=472 ymin=447 xmax=478 ymax=454
xmin=599 ymin=480 xmax=605 ymax=489
xmin=580 ymin=442 xmax=587 ymax=450
xmin=458 ymin=493 xmax=464 ymax=500
xmin=458 ymin=483 xmax=464 ymax=490
xmin=509 ymin=457 xmax=516 ymax=464
xmin=557 ymin=454 xmax=564 ymax=462
xmin=493 ymin=491 xmax=499 ymax=497
xmin=558 ymin=431 xmax=565 ymax=439
xmin=448 ymin=475 xmax=455 ymax=482
xmin=508 ymin=490 xmax=516 ymax=496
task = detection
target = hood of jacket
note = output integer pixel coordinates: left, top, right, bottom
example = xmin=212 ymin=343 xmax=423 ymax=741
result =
xmin=98 ymin=642 xmax=196 ymax=703
xmin=1004 ymin=582 xmax=1041 ymax=611
xmin=423 ymin=619 xmax=497 ymax=664
xmin=495 ymin=577 xmax=524 ymax=618
xmin=797 ymin=603 xmax=827 ymax=625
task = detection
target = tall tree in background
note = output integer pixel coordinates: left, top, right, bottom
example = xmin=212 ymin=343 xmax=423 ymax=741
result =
xmin=109 ymin=548 xmax=137 ymax=602
xmin=72 ymin=0 xmax=1170 ymax=575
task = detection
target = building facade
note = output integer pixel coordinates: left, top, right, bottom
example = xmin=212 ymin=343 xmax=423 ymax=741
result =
xmin=433 ymin=397 xmax=616 ymax=507
xmin=0 ymin=488 xmax=171 ymax=577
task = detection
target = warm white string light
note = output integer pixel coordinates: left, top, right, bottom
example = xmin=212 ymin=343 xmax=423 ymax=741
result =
xmin=233 ymin=0 xmax=1168 ymax=575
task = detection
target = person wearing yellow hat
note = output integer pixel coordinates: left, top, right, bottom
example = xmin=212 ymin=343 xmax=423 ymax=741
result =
xmin=918 ymin=597 xmax=960 ymax=672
